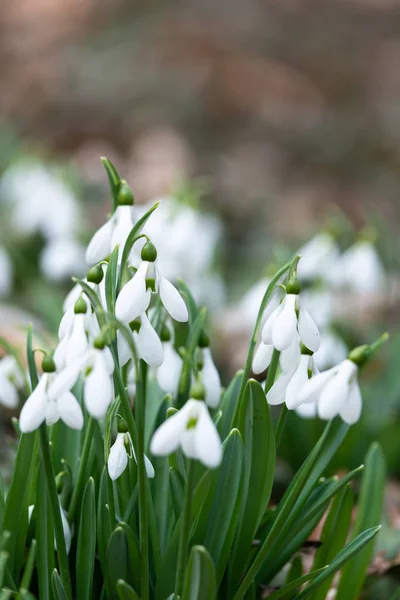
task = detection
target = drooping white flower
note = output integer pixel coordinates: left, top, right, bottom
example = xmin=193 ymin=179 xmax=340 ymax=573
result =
xmin=313 ymin=330 xmax=348 ymax=370
xmin=28 ymin=499 xmax=72 ymax=554
xmin=297 ymin=233 xmax=340 ymax=283
xmin=267 ymin=354 xmax=315 ymax=410
xmin=295 ymin=401 xmax=317 ymax=419
xmin=201 ymin=347 xmax=221 ymax=408
xmin=40 ymin=237 xmax=86 ymax=281
xmin=297 ymin=359 xmax=362 ymax=424
xmin=86 ymin=204 xmax=135 ymax=265
xmin=334 ymin=240 xmax=385 ymax=294
xmin=150 ymin=399 xmax=222 ymax=468
xmin=0 ymin=356 xmax=25 ymax=408
xmin=19 ymin=372 xmax=84 ymax=433
xmin=262 ymin=292 xmax=320 ymax=353
xmin=252 ymin=342 xmax=273 ymax=375
xmin=83 ymin=346 xmax=115 ymax=419
xmin=134 ymin=312 xmax=164 ymax=368
xmin=115 ymin=240 xmax=188 ymax=324
xmin=0 ymin=246 xmax=13 ymax=297
xmin=156 ymin=340 xmax=182 ymax=396
xmin=108 ymin=432 xmax=155 ymax=480
xmin=279 ymin=336 xmax=301 ymax=373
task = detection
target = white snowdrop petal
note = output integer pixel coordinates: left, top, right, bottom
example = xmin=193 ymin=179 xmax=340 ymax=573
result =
xmin=318 ymin=361 xmax=356 ymax=421
xmin=156 ymin=342 xmax=182 ymax=396
xmin=84 ymin=359 xmax=113 ymax=419
xmin=159 ymin=275 xmax=188 ymax=322
xmin=136 ymin=313 xmax=164 ymax=367
xmin=110 ymin=206 xmax=134 ymax=256
xmin=295 ymin=401 xmax=318 ymax=419
xmin=115 ymin=262 xmax=150 ymax=323
xmin=266 ymin=370 xmax=295 ymax=406
xmin=297 ymin=368 xmax=337 ymax=405
xmin=53 ymin=338 xmax=67 ymax=371
xmin=65 ymin=315 xmax=89 ymax=366
xmin=117 ymin=331 xmax=132 ymax=367
xmin=45 ymin=400 xmax=60 ymax=426
xmin=252 ymin=343 xmax=273 ymax=375
xmin=60 ymin=505 xmax=72 ymax=555
xmin=261 ymin=304 xmax=282 ymax=345
xmin=101 ymin=347 xmax=115 ymax=374
xmin=144 ymin=454 xmax=155 ymax=478
xmin=57 ymin=392 xmax=84 ymax=430
xmin=285 ymin=356 xmax=310 ymax=410
xmin=180 ymin=428 xmax=198 ymax=459
xmin=298 ymin=304 xmax=321 ymax=352
xmin=202 ymin=348 xmax=221 ymax=408
xmin=0 ymin=373 xmax=19 ymax=408
xmin=194 ymin=403 xmax=222 ymax=468
xmin=108 ymin=435 xmax=128 ymax=480
xmin=272 ymin=295 xmax=298 ymax=351
xmin=86 ymin=217 xmax=114 ymax=265
xmin=150 ymin=407 xmax=188 ymax=456
xmin=58 ymin=306 xmax=75 ymax=340
xmin=19 ymin=378 xmax=48 ymax=432
xmin=48 ymin=363 xmax=82 ymax=400
xmin=63 ymin=283 xmax=82 ymax=312
xmin=340 ymin=380 xmax=362 ymax=425
xmin=279 ymin=337 xmax=301 ymax=373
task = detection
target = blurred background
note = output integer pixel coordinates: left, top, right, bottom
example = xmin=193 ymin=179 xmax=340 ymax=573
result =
xmin=1 ymin=0 xmax=400 ymax=594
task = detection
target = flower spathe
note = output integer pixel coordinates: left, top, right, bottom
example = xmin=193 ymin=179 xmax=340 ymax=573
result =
xmin=108 ymin=432 xmax=155 ymax=480
xmin=262 ymin=293 xmax=320 ymax=353
xmin=297 ymin=359 xmax=362 ymax=424
xmin=19 ymin=373 xmax=84 ymax=433
xmin=150 ymin=399 xmax=222 ymax=468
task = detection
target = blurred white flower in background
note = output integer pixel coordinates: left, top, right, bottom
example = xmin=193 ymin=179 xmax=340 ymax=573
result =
xmin=40 ymin=237 xmax=86 ymax=281
xmin=0 ymin=246 xmax=13 ymax=297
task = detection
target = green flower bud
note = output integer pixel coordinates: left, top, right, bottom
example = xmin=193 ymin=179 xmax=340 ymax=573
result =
xmin=348 ymin=344 xmax=371 ymax=368
xmin=160 ymin=324 xmax=171 ymax=342
xmin=198 ymin=329 xmax=210 ymax=348
xmin=42 ymin=354 xmax=56 ymax=373
xmin=286 ymin=277 xmax=301 ymax=295
xmin=190 ymin=378 xmax=206 ymax=401
xmin=118 ymin=180 xmax=134 ymax=206
xmin=93 ymin=334 xmax=106 ymax=350
xmin=141 ymin=241 xmax=157 ymax=263
xmin=117 ymin=416 xmax=129 ymax=433
xmin=74 ymin=296 xmax=87 ymax=314
xmin=87 ymin=264 xmax=104 ymax=284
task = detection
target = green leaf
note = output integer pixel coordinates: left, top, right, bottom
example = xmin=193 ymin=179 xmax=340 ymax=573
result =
xmin=19 ymin=539 xmax=36 ymax=593
xmin=106 ymin=246 xmax=119 ymax=320
xmin=119 ymin=522 xmax=141 ymax=594
xmin=169 ymin=467 xmax=184 ymax=519
xmin=266 ymin=567 xmax=329 ymax=600
xmin=116 ymin=580 xmax=140 ymax=600
xmin=217 ymin=370 xmax=244 ymax=441
xmin=177 ymin=308 xmax=207 ymax=408
xmin=336 ymin=443 xmax=385 ymax=600
xmin=294 ymin=526 xmax=381 ymax=599
xmin=106 ymin=527 xmax=129 ymax=600
xmin=36 ymin=466 xmax=54 ymax=600
xmin=51 ymin=569 xmax=69 ymax=600
xmin=117 ymin=202 xmax=160 ymax=293
xmin=26 ymin=324 xmax=39 ymax=389
xmin=97 ymin=468 xmax=112 ymax=575
xmin=308 ymin=485 xmax=353 ymax=600
xmin=182 ymin=546 xmax=216 ymax=600
xmin=101 ymin=157 xmax=121 ymax=214
xmin=229 ymin=380 xmax=275 ymax=591
xmin=76 ymin=478 xmax=96 ymax=600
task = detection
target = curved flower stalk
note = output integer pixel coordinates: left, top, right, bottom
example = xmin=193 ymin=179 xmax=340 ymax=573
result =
xmin=86 ymin=181 xmax=135 ymax=265
xmin=19 ymin=356 xmax=83 ymax=433
xmin=298 ymin=358 xmax=362 ymax=424
xmin=116 ymin=240 xmax=188 ymax=325
xmin=0 ymin=355 xmax=25 ymax=408
xmin=108 ymin=431 xmax=155 ymax=480
xmin=150 ymin=397 xmax=222 ymax=468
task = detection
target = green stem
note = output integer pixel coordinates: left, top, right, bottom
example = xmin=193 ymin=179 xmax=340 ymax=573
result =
xmin=264 ymin=349 xmax=280 ymax=394
xmin=231 ymin=258 xmax=296 ymax=428
xmin=67 ymin=417 xmax=95 ymax=524
xmin=174 ymin=459 xmax=195 ymax=598
xmin=39 ymin=425 xmax=72 ymax=600
xmin=274 ymin=405 xmax=288 ymax=451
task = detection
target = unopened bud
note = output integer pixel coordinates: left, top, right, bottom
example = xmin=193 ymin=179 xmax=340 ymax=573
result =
xmin=118 ymin=180 xmax=134 ymax=206
xmin=42 ymin=354 xmax=56 ymax=373
xmin=117 ymin=416 xmax=129 ymax=433
xmin=93 ymin=335 xmax=106 ymax=350
xmin=286 ymin=277 xmax=301 ymax=295
xmin=190 ymin=378 xmax=205 ymax=401
xmin=74 ymin=296 xmax=87 ymax=314
xmin=87 ymin=264 xmax=104 ymax=284
xmin=141 ymin=241 xmax=157 ymax=263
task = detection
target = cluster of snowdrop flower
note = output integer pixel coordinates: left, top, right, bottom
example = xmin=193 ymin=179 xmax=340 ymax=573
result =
xmin=17 ymin=173 xmax=224 ymax=472
xmin=0 ymin=161 xmax=86 ymax=282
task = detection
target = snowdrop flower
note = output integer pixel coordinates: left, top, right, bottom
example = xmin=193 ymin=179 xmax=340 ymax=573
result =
xmin=297 ymin=233 xmax=340 ymax=283
xmin=83 ymin=341 xmax=115 ymax=419
xmin=297 ymin=358 xmax=361 ymax=424
xmin=134 ymin=312 xmax=164 ymax=368
xmin=54 ymin=297 xmax=92 ymax=370
xmin=313 ymin=330 xmax=348 ymax=371
xmin=19 ymin=355 xmax=84 ymax=433
xmin=197 ymin=332 xmax=222 ymax=408
xmin=295 ymin=401 xmax=317 ymax=419
xmin=267 ymin=350 xmax=315 ymax=410
xmin=150 ymin=398 xmax=222 ymax=468
xmin=156 ymin=325 xmax=182 ymax=396
xmin=40 ymin=237 xmax=86 ymax=281
xmin=252 ymin=342 xmax=274 ymax=375
xmin=262 ymin=279 xmax=320 ymax=353
xmin=0 ymin=246 xmax=13 ymax=297
xmin=86 ymin=181 xmax=135 ymax=265
xmin=0 ymin=355 xmax=25 ymax=408
xmin=116 ymin=240 xmax=188 ymax=325
xmin=28 ymin=500 xmax=72 ymax=554
xmin=335 ymin=239 xmax=385 ymax=294
xmin=108 ymin=431 xmax=155 ymax=480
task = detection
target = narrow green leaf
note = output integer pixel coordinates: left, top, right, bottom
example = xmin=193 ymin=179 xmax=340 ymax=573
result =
xmin=76 ymin=478 xmax=96 ymax=600
xmin=51 ymin=569 xmax=69 ymax=600
xmin=266 ymin=567 xmax=329 ymax=600
xmin=116 ymin=580 xmax=140 ymax=600
xmin=0 ymin=549 xmax=9 ymax=591
xmin=294 ymin=526 xmax=381 ymax=599
xmin=229 ymin=380 xmax=275 ymax=591
xmin=182 ymin=546 xmax=216 ymax=600
xmin=26 ymin=324 xmax=39 ymax=389
xmin=177 ymin=279 xmax=198 ymax=324
xmin=36 ymin=466 xmax=54 ymax=600
xmin=106 ymin=246 xmax=119 ymax=319
xmin=97 ymin=468 xmax=112 ymax=575
xmin=19 ymin=539 xmax=36 ymax=593
xmin=101 ymin=157 xmax=121 ymax=214
xmin=119 ymin=522 xmax=141 ymax=594
xmin=308 ymin=485 xmax=353 ymax=600
xmin=217 ymin=370 xmax=244 ymax=441
xmin=169 ymin=467 xmax=184 ymax=519
xmin=106 ymin=526 xmax=129 ymax=600
xmin=336 ymin=443 xmax=385 ymax=600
